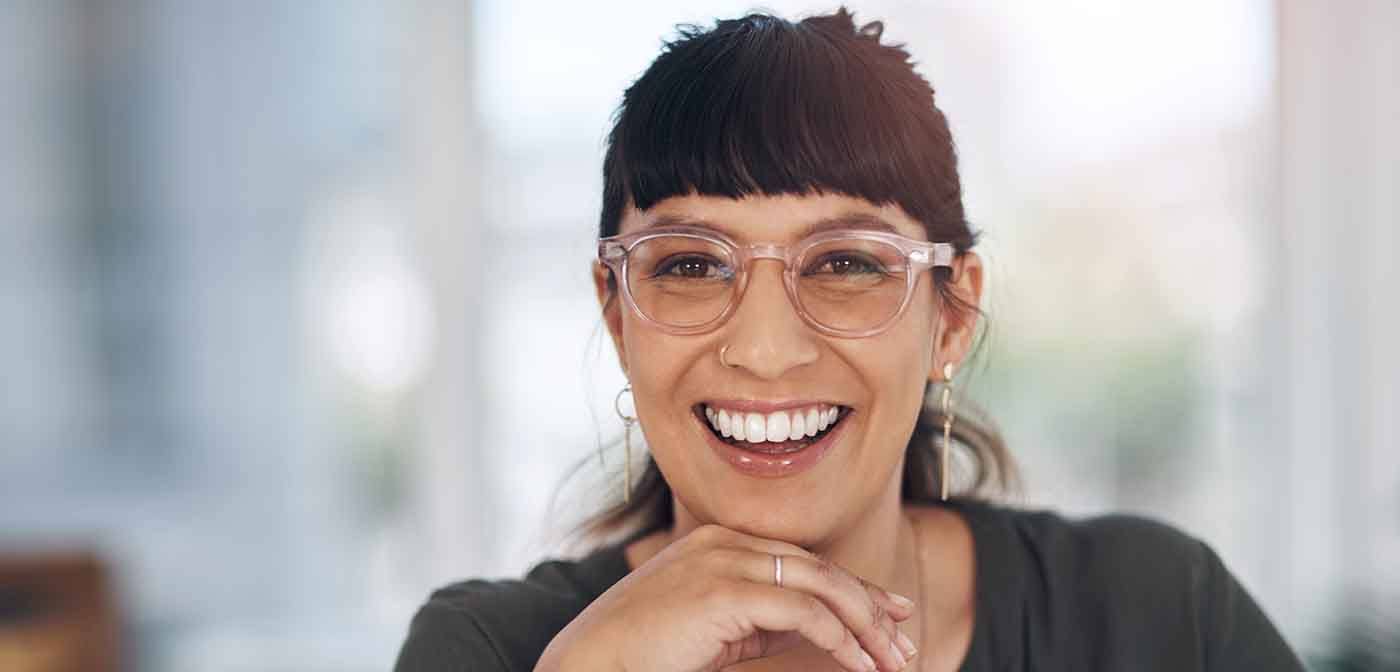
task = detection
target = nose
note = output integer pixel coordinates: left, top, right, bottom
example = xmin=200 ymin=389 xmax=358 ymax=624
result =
xmin=719 ymin=260 xmax=820 ymax=379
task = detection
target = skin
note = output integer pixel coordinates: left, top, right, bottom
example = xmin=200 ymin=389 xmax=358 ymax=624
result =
xmin=568 ymin=192 xmax=985 ymax=671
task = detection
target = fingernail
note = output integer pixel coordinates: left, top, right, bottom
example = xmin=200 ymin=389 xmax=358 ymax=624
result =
xmin=896 ymin=629 xmax=919 ymax=658
xmin=888 ymin=591 xmax=915 ymax=610
xmin=859 ymin=648 xmax=877 ymax=672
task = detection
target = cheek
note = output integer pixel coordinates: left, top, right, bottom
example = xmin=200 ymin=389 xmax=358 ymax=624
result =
xmin=850 ymin=312 xmax=937 ymax=452
xmin=620 ymin=319 xmax=696 ymax=430
xmin=866 ymin=338 xmax=932 ymax=421
xmin=873 ymin=292 xmax=939 ymax=380
xmin=906 ymin=283 xmax=941 ymax=369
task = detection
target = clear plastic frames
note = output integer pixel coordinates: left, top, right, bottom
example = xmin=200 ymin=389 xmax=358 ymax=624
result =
xmin=597 ymin=225 xmax=956 ymax=338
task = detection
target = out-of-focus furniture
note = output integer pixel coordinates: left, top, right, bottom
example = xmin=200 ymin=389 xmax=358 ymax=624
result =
xmin=0 ymin=551 xmax=120 ymax=672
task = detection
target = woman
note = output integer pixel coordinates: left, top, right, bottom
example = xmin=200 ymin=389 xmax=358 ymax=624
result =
xmin=396 ymin=8 xmax=1304 ymax=672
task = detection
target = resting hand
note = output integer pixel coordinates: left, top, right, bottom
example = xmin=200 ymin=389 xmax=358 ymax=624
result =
xmin=534 ymin=524 xmax=918 ymax=672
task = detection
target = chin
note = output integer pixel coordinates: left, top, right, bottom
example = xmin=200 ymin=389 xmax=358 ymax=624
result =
xmin=688 ymin=477 xmax=857 ymax=548
xmin=660 ymin=405 xmax=891 ymax=545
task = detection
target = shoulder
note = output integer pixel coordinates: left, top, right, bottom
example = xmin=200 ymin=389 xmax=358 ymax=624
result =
xmin=957 ymin=501 xmax=1302 ymax=670
xmin=971 ymin=502 xmax=1212 ymax=582
xmin=394 ymin=548 xmax=630 ymax=672
xmin=956 ymin=502 xmax=1216 ymax=665
xmin=1011 ymin=507 xmax=1304 ymax=669
xmin=996 ymin=505 xmax=1218 ymax=610
xmin=1033 ymin=509 xmax=1212 ymax=583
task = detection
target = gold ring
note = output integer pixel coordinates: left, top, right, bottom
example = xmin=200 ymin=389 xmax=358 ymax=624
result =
xmin=720 ymin=345 xmax=737 ymax=368
xmin=773 ymin=554 xmax=783 ymax=587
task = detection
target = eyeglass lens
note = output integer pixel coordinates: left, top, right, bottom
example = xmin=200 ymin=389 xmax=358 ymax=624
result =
xmin=624 ymin=235 xmax=911 ymax=333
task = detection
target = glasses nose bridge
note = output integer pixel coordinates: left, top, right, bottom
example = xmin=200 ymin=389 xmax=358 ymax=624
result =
xmin=731 ymin=242 xmax=802 ymax=321
xmin=740 ymin=242 xmax=791 ymax=267
xmin=735 ymin=242 xmax=797 ymax=296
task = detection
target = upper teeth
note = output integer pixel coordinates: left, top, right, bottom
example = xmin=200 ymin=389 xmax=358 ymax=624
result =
xmin=703 ymin=404 xmax=841 ymax=443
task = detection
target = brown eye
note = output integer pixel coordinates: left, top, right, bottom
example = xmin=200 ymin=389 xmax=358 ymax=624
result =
xmin=652 ymin=255 xmax=732 ymax=279
xmin=805 ymin=252 xmax=888 ymax=276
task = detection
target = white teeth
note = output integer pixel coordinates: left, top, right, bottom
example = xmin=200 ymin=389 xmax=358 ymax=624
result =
xmin=745 ymin=413 xmax=767 ymax=442
xmin=767 ymin=412 xmax=790 ymax=443
xmin=703 ymin=404 xmax=845 ymax=444
xmin=788 ymin=412 xmax=805 ymax=440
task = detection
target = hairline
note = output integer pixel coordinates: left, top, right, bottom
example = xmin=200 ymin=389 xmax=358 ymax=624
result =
xmin=620 ymin=202 xmax=930 ymax=242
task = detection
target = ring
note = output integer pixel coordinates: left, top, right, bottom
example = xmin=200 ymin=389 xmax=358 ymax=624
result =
xmin=773 ymin=554 xmax=783 ymax=587
xmin=720 ymin=345 xmax=737 ymax=368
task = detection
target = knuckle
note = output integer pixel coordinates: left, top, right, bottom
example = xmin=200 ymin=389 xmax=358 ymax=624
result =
xmin=707 ymin=547 xmax=747 ymax=575
xmin=814 ymin=557 xmax=841 ymax=584
xmin=700 ymin=581 xmax=738 ymax=609
xmin=700 ymin=546 xmax=732 ymax=567
xmin=874 ymin=584 xmax=897 ymax=607
xmin=686 ymin=523 xmax=733 ymax=548
xmin=870 ymin=600 xmax=885 ymax=629
xmin=689 ymin=524 xmax=726 ymax=545
xmin=836 ymin=623 xmax=856 ymax=651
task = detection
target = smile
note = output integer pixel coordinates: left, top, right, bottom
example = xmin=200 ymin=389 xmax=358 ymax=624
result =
xmin=692 ymin=401 xmax=851 ymax=477
xmin=699 ymin=403 xmax=847 ymax=451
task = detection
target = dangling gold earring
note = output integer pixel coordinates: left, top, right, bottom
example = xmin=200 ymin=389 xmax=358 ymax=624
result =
xmin=613 ymin=384 xmax=636 ymax=504
xmin=940 ymin=362 xmax=957 ymax=501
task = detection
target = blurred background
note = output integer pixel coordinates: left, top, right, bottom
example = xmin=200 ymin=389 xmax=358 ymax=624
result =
xmin=1 ymin=0 xmax=1395 ymax=670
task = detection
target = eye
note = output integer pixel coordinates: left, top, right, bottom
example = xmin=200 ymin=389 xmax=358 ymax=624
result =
xmin=651 ymin=254 xmax=731 ymax=279
xmin=804 ymin=252 xmax=889 ymax=276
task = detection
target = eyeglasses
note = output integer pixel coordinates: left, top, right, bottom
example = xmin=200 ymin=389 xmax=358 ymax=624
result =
xmin=598 ymin=225 xmax=956 ymax=338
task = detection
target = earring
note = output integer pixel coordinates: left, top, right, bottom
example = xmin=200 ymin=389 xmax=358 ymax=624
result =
xmin=940 ymin=362 xmax=957 ymax=501
xmin=614 ymin=384 xmax=636 ymax=504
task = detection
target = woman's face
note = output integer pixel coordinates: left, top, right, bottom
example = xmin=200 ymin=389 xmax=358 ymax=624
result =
xmin=594 ymin=193 xmax=983 ymax=545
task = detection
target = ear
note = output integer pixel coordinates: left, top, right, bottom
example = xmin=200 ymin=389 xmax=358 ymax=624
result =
xmin=593 ymin=260 xmax=628 ymax=376
xmin=929 ymin=251 xmax=985 ymax=383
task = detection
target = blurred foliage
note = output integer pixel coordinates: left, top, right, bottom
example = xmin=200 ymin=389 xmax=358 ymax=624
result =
xmin=1309 ymin=630 xmax=1400 ymax=671
xmin=343 ymin=391 xmax=412 ymax=526
xmin=1307 ymin=599 xmax=1400 ymax=672
xmin=968 ymin=309 xmax=1203 ymax=502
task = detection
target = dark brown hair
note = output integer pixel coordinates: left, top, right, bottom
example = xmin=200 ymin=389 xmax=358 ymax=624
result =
xmin=579 ymin=7 xmax=1017 ymax=544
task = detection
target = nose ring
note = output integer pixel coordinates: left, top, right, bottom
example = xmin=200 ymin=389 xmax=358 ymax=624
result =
xmin=719 ymin=344 xmax=738 ymax=368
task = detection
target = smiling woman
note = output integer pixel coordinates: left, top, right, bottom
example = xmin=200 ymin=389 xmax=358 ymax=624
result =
xmin=394 ymin=7 xmax=1304 ymax=672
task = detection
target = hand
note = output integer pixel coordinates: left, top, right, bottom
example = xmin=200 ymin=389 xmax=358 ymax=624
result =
xmin=535 ymin=524 xmax=919 ymax=672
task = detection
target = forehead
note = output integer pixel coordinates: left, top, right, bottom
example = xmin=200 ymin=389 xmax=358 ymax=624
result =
xmin=619 ymin=193 xmax=929 ymax=242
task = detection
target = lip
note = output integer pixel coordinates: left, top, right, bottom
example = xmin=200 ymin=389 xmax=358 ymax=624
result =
xmin=700 ymin=398 xmax=843 ymax=413
xmin=695 ymin=405 xmax=850 ymax=479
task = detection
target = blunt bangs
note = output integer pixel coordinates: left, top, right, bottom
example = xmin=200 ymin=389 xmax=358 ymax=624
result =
xmin=600 ymin=9 xmax=970 ymax=245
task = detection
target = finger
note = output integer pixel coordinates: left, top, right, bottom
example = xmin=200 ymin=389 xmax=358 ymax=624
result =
xmin=706 ymin=528 xmax=918 ymax=620
xmin=854 ymin=575 xmax=920 ymax=659
xmin=689 ymin=527 xmax=917 ymax=667
xmin=777 ymin=555 xmax=912 ymax=670
xmin=719 ymin=550 xmax=909 ymax=671
xmin=727 ymin=582 xmax=880 ymax=672
xmin=856 ymin=573 xmax=918 ymax=621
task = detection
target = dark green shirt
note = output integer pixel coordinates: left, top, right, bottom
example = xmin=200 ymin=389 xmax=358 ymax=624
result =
xmin=394 ymin=499 xmax=1305 ymax=671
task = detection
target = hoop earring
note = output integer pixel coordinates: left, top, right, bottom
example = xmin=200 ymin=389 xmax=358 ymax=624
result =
xmin=614 ymin=384 xmax=636 ymax=504
xmin=940 ymin=362 xmax=957 ymax=501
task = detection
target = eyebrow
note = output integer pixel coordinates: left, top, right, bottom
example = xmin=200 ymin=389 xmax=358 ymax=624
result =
xmin=645 ymin=212 xmax=902 ymax=237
